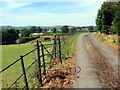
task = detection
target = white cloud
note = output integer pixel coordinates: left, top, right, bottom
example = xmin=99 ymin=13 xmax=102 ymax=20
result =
xmin=1 ymin=10 xmax=97 ymax=26
xmin=0 ymin=0 xmax=106 ymax=26
xmin=1 ymin=0 xmax=16 ymax=2
xmin=6 ymin=2 xmax=30 ymax=9
xmin=1 ymin=0 xmax=106 ymax=2
xmin=0 ymin=1 xmax=31 ymax=18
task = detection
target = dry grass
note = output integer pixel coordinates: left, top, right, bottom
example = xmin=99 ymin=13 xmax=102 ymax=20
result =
xmin=96 ymin=32 xmax=119 ymax=55
xmin=40 ymin=56 xmax=77 ymax=88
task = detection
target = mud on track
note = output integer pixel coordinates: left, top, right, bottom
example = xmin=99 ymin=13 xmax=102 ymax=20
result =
xmin=84 ymin=34 xmax=119 ymax=88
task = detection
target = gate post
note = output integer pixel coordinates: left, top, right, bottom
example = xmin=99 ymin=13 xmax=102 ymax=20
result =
xmin=41 ymin=44 xmax=46 ymax=75
xmin=54 ymin=35 xmax=57 ymax=59
xmin=36 ymin=40 xmax=42 ymax=85
xmin=58 ymin=37 xmax=62 ymax=64
xmin=20 ymin=55 xmax=29 ymax=90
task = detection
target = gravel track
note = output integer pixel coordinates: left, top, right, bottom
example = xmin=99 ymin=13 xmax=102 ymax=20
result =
xmin=72 ymin=33 xmax=118 ymax=88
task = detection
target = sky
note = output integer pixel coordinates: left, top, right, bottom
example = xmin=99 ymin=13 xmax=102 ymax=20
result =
xmin=0 ymin=0 xmax=106 ymax=26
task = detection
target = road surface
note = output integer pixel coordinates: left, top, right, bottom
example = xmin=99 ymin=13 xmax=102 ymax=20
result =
xmin=73 ymin=33 xmax=118 ymax=88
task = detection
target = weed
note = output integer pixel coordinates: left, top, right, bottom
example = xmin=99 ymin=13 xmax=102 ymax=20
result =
xmin=101 ymin=38 xmax=107 ymax=41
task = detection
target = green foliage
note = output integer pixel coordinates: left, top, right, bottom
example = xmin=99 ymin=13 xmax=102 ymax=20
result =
xmin=2 ymin=29 xmax=19 ymax=44
xmin=30 ymin=26 xmax=37 ymax=33
xmin=88 ymin=26 xmax=94 ymax=30
xmin=37 ymin=27 xmax=43 ymax=33
xmin=96 ymin=2 xmax=119 ymax=35
xmin=51 ymin=27 xmax=57 ymax=33
xmin=100 ymin=38 xmax=107 ymax=41
xmin=112 ymin=8 xmax=120 ymax=36
xmin=69 ymin=27 xmax=76 ymax=33
xmin=42 ymin=33 xmax=71 ymax=36
xmin=42 ymin=28 xmax=48 ymax=32
xmin=20 ymin=28 xmax=30 ymax=37
xmin=20 ymin=27 xmax=42 ymax=43
xmin=63 ymin=33 xmax=83 ymax=55
xmin=61 ymin=25 xmax=69 ymax=33
xmin=30 ymin=26 xmax=43 ymax=33
xmin=96 ymin=9 xmax=103 ymax=33
xmin=19 ymin=35 xmax=39 ymax=43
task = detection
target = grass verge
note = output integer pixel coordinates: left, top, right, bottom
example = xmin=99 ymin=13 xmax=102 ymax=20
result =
xmin=63 ymin=33 xmax=83 ymax=56
xmin=96 ymin=32 xmax=119 ymax=55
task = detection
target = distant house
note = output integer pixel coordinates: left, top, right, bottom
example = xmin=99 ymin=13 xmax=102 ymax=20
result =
xmin=47 ymin=29 xmax=52 ymax=32
xmin=76 ymin=29 xmax=80 ymax=31
xmin=57 ymin=29 xmax=61 ymax=31
xmin=81 ymin=27 xmax=89 ymax=31
xmin=16 ymin=39 xmax=20 ymax=44
xmin=31 ymin=33 xmax=43 ymax=36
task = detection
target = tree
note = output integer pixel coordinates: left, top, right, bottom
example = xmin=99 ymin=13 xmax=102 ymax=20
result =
xmin=96 ymin=9 xmax=102 ymax=33
xmin=76 ymin=27 xmax=81 ymax=30
xmin=96 ymin=2 xmax=118 ymax=34
xmin=88 ymin=26 xmax=94 ymax=30
xmin=113 ymin=7 xmax=120 ymax=36
xmin=70 ymin=27 xmax=76 ymax=33
xmin=37 ymin=27 xmax=42 ymax=33
xmin=42 ymin=29 xmax=48 ymax=32
xmin=20 ymin=28 xmax=30 ymax=37
xmin=51 ymin=28 xmax=57 ymax=33
xmin=2 ymin=29 xmax=19 ymax=44
xmin=61 ymin=25 xmax=69 ymax=33
xmin=30 ymin=26 xmax=37 ymax=33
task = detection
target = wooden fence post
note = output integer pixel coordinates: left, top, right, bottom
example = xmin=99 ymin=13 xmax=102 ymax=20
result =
xmin=41 ymin=44 xmax=46 ymax=75
xmin=58 ymin=37 xmax=62 ymax=64
xmin=20 ymin=55 xmax=29 ymax=90
xmin=36 ymin=41 xmax=42 ymax=85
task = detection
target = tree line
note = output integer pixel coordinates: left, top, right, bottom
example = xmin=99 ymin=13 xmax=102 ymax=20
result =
xmin=96 ymin=1 xmax=120 ymax=35
xmin=1 ymin=26 xmax=74 ymax=44
xmin=2 ymin=25 xmax=95 ymax=44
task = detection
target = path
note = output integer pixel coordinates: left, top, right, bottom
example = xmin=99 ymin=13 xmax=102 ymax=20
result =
xmin=73 ymin=33 xmax=118 ymax=88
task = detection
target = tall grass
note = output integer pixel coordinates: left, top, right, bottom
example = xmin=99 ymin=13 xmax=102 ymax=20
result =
xmin=63 ymin=33 xmax=83 ymax=56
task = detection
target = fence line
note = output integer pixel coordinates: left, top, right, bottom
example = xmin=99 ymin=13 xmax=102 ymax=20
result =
xmin=0 ymin=35 xmax=66 ymax=89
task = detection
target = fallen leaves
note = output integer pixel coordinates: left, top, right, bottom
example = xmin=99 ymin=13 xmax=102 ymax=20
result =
xmin=40 ymin=56 xmax=77 ymax=88
xmin=85 ymin=36 xmax=119 ymax=89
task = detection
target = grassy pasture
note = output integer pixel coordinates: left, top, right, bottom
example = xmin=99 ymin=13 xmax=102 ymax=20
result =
xmin=42 ymin=33 xmax=71 ymax=36
xmin=2 ymin=41 xmax=53 ymax=88
xmin=1 ymin=33 xmax=83 ymax=88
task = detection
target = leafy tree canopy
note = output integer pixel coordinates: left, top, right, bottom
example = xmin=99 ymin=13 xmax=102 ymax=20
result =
xmin=61 ymin=25 xmax=69 ymax=33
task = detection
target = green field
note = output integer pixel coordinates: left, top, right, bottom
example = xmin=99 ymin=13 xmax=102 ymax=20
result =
xmin=2 ymin=42 xmax=35 ymax=88
xmin=42 ymin=33 xmax=71 ymax=36
xmin=1 ymin=33 xmax=83 ymax=88
xmin=2 ymin=41 xmax=53 ymax=88
xmin=2 ymin=42 xmax=34 ymax=68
